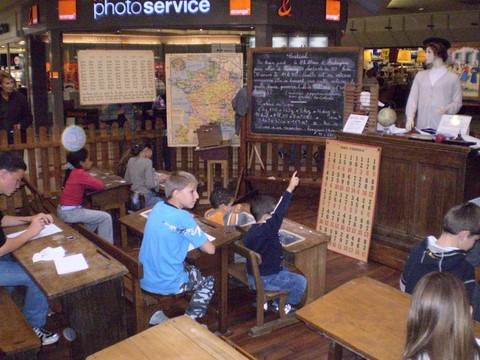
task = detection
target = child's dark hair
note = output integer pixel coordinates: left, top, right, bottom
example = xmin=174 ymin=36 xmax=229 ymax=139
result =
xmin=209 ymin=187 xmax=233 ymax=208
xmin=251 ymin=195 xmax=276 ymax=221
xmin=443 ymin=202 xmax=480 ymax=236
xmin=63 ymin=148 xmax=89 ymax=188
xmin=115 ymin=139 xmax=153 ymax=177
xmin=0 ymin=152 xmax=27 ymax=172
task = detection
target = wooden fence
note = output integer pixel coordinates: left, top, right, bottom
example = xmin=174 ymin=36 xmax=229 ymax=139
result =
xmin=0 ymin=120 xmax=241 ymax=213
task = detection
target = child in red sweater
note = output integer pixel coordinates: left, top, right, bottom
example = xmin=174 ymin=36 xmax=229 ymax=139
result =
xmin=57 ymin=148 xmax=113 ymax=243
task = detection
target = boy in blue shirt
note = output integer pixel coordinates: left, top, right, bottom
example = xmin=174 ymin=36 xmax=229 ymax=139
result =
xmin=243 ymin=171 xmax=306 ymax=314
xmin=139 ymin=171 xmax=215 ymax=324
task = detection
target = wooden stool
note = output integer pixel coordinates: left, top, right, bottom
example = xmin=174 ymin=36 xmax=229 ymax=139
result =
xmin=207 ymin=160 xmax=228 ymax=199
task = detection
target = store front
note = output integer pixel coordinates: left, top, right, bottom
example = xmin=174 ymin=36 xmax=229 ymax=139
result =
xmin=0 ymin=0 xmax=347 ymax=130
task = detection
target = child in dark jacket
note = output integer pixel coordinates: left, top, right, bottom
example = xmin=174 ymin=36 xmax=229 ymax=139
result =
xmin=243 ymin=171 xmax=306 ymax=314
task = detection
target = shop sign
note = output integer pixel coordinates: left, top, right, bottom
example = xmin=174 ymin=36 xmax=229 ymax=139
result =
xmin=93 ymin=0 xmax=211 ymax=19
xmin=277 ymin=0 xmax=292 ymax=17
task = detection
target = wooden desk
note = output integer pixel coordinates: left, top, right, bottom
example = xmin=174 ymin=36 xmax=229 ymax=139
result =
xmin=86 ymin=315 xmax=250 ymax=360
xmin=85 ymin=168 xmax=131 ymax=247
xmin=281 ymin=218 xmax=330 ymax=304
xmin=239 ymin=218 xmax=330 ymax=304
xmin=336 ymin=132 xmax=480 ymax=270
xmin=295 ymin=277 xmax=480 ymax=360
xmin=9 ymin=216 xmax=128 ymax=360
xmin=119 ymin=208 xmax=242 ymax=334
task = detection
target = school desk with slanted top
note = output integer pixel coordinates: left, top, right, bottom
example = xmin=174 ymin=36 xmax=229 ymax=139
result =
xmin=8 ymin=215 xmax=128 ymax=360
xmin=295 ymin=276 xmax=480 ymax=360
xmin=84 ymin=168 xmax=131 ymax=247
xmin=86 ymin=315 xmax=251 ymax=360
xmin=119 ymin=207 xmax=242 ymax=334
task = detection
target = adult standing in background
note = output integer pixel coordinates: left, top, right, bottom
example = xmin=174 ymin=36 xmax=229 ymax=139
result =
xmin=0 ymin=71 xmax=33 ymax=144
xmin=405 ymin=38 xmax=462 ymax=131
xmin=231 ymin=85 xmax=248 ymax=136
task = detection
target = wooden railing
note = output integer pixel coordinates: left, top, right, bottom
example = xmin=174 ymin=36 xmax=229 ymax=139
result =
xmin=0 ymin=120 xmax=241 ymax=213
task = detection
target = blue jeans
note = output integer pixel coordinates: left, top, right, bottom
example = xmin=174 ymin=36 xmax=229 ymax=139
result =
xmin=57 ymin=206 xmax=113 ymax=244
xmin=248 ymin=266 xmax=306 ymax=305
xmin=0 ymin=254 xmax=49 ymax=328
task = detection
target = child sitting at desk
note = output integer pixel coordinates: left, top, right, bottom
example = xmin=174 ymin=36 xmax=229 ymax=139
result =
xmin=243 ymin=171 xmax=306 ymax=314
xmin=0 ymin=151 xmax=59 ymax=345
xmin=403 ymin=272 xmax=480 ymax=359
xmin=139 ymin=171 xmax=215 ymax=325
xmin=116 ymin=139 xmax=167 ymax=210
xmin=57 ymin=148 xmax=114 ymax=244
xmin=204 ymin=187 xmax=254 ymax=227
xmin=400 ymin=201 xmax=480 ymax=320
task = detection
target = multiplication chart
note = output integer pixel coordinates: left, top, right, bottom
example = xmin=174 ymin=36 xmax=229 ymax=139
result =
xmin=316 ymin=140 xmax=381 ymax=262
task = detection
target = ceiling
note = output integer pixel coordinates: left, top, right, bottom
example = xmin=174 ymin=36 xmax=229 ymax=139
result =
xmin=348 ymin=0 xmax=480 ymax=18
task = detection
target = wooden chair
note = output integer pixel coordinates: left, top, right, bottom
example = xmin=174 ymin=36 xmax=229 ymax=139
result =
xmin=75 ymin=224 xmax=191 ymax=334
xmin=227 ymin=241 xmax=298 ymax=337
xmin=20 ymin=177 xmax=58 ymax=215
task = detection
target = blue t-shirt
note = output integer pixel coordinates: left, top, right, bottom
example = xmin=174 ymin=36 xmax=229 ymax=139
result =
xmin=139 ymin=201 xmax=207 ymax=294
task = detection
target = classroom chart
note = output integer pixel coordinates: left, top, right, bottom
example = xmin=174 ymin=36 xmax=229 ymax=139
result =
xmin=78 ymin=50 xmax=156 ymax=105
xmin=316 ymin=140 xmax=381 ymax=262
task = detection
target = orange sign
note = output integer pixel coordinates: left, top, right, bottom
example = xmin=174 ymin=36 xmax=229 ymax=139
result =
xmin=29 ymin=5 xmax=38 ymax=25
xmin=230 ymin=0 xmax=251 ymax=16
xmin=59 ymin=0 xmax=77 ymax=20
xmin=325 ymin=0 xmax=340 ymax=21
xmin=277 ymin=0 xmax=292 ymax=17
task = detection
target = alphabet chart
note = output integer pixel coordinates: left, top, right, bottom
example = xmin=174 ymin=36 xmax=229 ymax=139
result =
xmin=316 ymin=140 xmax=381 ymax=262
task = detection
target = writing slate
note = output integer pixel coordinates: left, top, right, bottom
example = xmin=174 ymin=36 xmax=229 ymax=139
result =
xmin=248 ymin=48 xmax=362 ymax=139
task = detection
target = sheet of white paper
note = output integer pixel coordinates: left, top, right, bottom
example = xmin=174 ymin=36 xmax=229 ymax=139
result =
xmin=188 ymin=233 xmax=215 ymax=252
xmin=343 ymin=114 xmax=369 ymax=134
xmin=437 ymin=114 xmax=472 ymax=136
xmin=462 ymin=134 xmax=480 ymax=149
xmin=54 ymin=254 xmax=89 ymax=275
xmin=7 ymin=223 xmax=63 ymax=240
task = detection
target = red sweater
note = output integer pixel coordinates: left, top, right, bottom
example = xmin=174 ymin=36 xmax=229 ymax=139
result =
xmin=59 ymin=168 xmax=105 ymax=206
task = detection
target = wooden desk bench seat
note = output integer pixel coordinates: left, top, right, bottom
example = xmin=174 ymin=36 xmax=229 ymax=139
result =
xmin=246 ymin=174 xmax=321 ymax=188
xmin=75 ymin=225 xmax=188 ymax=334
xmin=0 ymin=288 xmax=41 ymax=359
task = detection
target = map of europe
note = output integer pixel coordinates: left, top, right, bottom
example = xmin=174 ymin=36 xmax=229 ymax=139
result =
xmin=165 ymin=53 xmax=243 ymax=147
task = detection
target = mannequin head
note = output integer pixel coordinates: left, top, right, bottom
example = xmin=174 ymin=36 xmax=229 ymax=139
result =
xmin=423 ymin=37 xmax=450 ymax=65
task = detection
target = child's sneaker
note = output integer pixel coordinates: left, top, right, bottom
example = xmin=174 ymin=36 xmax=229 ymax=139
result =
xmin=252 ymin=301 xmax=269 ymax=311
xmin=33 ymin=327 xmax=59 ymax=346
xmin=269 ymin=301 xmax=296 ymax=315
xmin=149 ymin=310 xmax=169 ymax=325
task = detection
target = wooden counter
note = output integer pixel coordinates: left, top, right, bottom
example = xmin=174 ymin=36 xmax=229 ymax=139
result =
xmin=336 ymin=132 xmax=480 ymax=269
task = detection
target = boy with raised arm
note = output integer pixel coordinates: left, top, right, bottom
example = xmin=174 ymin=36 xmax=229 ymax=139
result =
xmin=243 ymin=171 xmax=306 ymax=314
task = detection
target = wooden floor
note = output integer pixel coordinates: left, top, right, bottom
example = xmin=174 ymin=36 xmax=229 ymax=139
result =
xmin=37 ymin=185 xmax=401 ymax=360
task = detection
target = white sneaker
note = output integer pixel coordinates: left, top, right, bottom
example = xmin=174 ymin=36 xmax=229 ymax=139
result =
xmin=149 ymin=310 xmax=169 ymax=325
xmin=33 ymin=327 xmax=60 ymax=346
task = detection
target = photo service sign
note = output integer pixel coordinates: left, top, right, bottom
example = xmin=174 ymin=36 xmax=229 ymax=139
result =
xmin=78 ymin=49 xmax=156 ymax=105
xmin=316 ymin=140 xmax=381 ymax=262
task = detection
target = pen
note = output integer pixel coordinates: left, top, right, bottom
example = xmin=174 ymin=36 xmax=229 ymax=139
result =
xmin=96 ymin=249 xmax=110 ymax=261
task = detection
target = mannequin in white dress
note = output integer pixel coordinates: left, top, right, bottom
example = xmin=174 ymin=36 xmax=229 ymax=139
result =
xmin=405 ymin=38 xmax=462 ymax=131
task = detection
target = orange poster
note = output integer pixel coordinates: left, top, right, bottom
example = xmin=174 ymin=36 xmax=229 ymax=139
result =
xmin=317 ymin=140 xmax=381 ymax=262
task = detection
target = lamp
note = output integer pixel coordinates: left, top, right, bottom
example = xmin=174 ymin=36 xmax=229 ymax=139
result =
xmin=363 ymin=50 xmax=372 ymax=63
xmin=416 ymin=50 xmax=426 ymax=63
xmin=397 ymin=49 xmax=411 ymax=68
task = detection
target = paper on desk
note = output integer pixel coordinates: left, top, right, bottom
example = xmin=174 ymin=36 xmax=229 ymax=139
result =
xmin=7 ymin=223 xmax=63 ymax=240
xmin=462 ymin=134 xmax=480 ymax=149
xmin=188 ymin=233 xmax=215 ymax=252
xmin=32 ymin=246 xmax=66 ymax=262
xmin=54 ymin=253 xmax=89 ymax=275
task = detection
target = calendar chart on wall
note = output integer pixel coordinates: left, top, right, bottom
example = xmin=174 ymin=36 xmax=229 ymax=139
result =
xmin=316 ymin=140 xmax=381 ymax=262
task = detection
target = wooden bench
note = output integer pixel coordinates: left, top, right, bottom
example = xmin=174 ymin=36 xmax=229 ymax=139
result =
xmin=74 ymin=225 xmax=189 ymax=334
xmin=0 ymin=288 xmax=41 ymax=360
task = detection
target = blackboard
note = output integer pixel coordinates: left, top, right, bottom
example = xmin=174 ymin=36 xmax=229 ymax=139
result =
xmin=248 ymin=48 xmax=362 ymax=139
